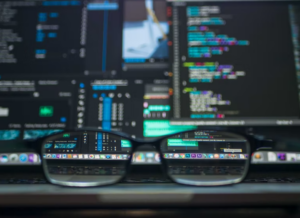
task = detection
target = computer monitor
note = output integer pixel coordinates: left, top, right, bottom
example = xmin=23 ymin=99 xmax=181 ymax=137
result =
xmin=0 ymin=0 xmax=195 ymax=142
xmin=168 ymin=0 xmax=300 ymax=126
xmin=1 ymin=0 xmax=300 ymax=167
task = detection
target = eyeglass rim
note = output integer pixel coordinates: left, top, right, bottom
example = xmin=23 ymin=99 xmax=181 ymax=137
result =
xmin=37 ymin=128 xmax=252 ymax=187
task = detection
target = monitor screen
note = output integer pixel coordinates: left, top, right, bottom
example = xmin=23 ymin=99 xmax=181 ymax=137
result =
xmin=168 ymin=0 xmax=300 ymax=126
xmin=0 ymin=0 xmax=300 ymax=166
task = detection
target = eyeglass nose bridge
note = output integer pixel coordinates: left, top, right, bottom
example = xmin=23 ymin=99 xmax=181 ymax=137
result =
xmin=130 ymin=140 xmax=163 ymax=152
xmin=133 ymin=144 xmax=158 ymax=151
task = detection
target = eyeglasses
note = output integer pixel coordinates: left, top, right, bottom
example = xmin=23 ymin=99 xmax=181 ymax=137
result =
xmin=16 ymin=129 xmax=252 ymax=187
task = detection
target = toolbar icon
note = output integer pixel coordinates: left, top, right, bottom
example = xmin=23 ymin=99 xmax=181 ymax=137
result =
xmin=277 ymin=153 xmax=286 ymax=161
xmin=19 ymin=154 xmax=28 ymax=162
xmin=254 ymin=153 xmax=262 ymax=160
xmin=28 ymin=154 xmax=37 ymax=163
xmin=267 ymin=152 xmax=276 ymax=161
xmin=287 ymin=153 xmax=296 ymax=161
xmin=9 ymin=154 xmax=18 ymax=162
xmin=0 ymin=154 xmax=8 ymax=163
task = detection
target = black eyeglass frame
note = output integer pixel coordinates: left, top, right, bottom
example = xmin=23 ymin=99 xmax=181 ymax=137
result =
xmin=1 ymin=128 xmax=255 ymax=187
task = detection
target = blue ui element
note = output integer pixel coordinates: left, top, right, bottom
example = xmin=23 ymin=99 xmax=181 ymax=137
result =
xmin=19 ymin=154 xmax=28 ymax=162
xmin=43 ymin=1 xmax=81 ymax=6
xmin=38 ymin=13 xmax=47 ymax=22
xmin=36 ymin=49 xmax=46 ymax=54
xmin=92 ymin=85 xmax=116 ymax=90
xmin=50 ymin=12 xmax=58 ymax=18
xmin=48 ymin=32 xmax=57 ymax=38
xmin=87 ymin=2 xmax=119 ymax=10
xmin=102 ymin=97 xmax=112 ymax=130
xmin=97 ymin=132 xmax=103 ymax=151
xmin=36 ymin=30 xmax=45 ymax=42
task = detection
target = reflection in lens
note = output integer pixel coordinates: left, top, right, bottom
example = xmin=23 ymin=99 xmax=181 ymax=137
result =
xmin=161 ymin=131 xmax=250 ymax=186
xmin=42 ymin=131 xmax=132 ymax=187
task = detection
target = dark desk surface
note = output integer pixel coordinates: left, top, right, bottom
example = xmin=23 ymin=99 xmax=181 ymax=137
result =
xmin=0 ymin=184 xmax=300 ymax=208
